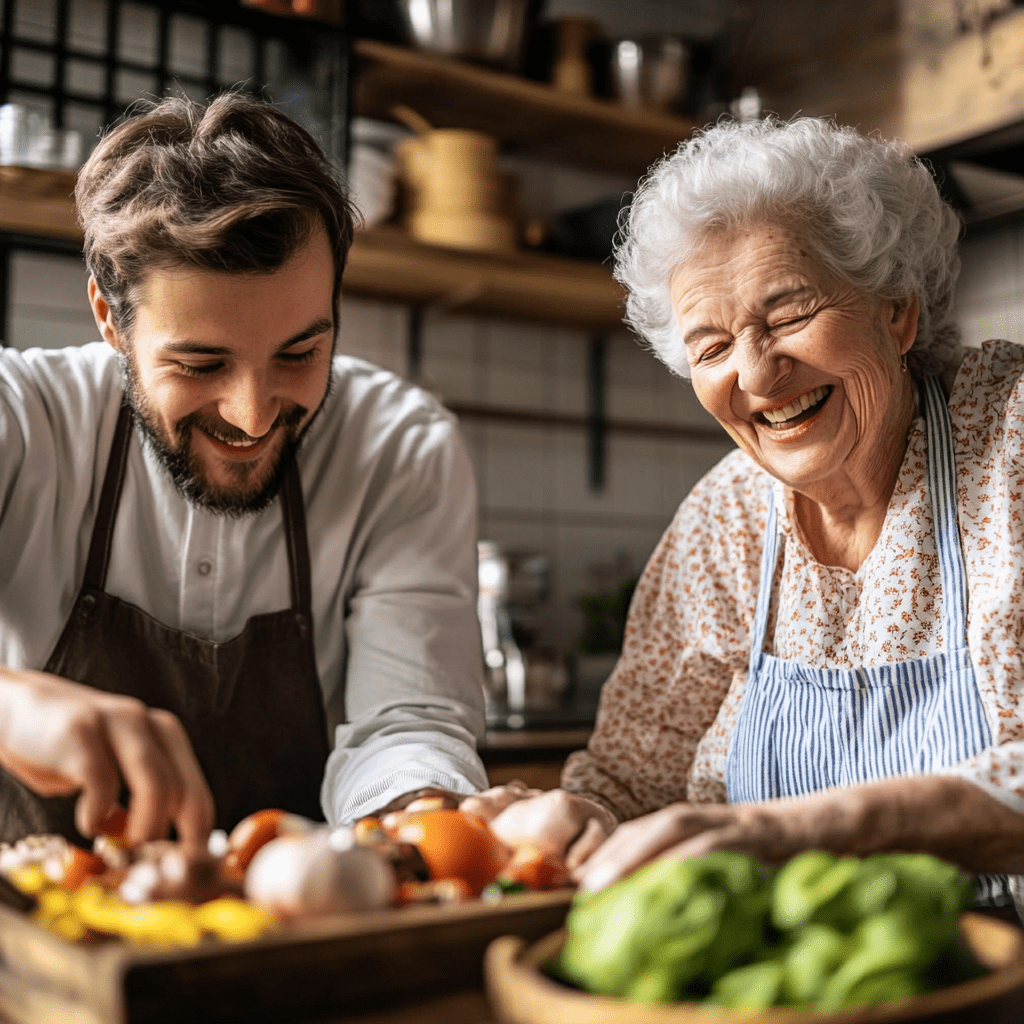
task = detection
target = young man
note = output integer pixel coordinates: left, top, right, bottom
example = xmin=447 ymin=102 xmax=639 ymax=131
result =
xmin=0 ymin=92 xmax=488 ymax=849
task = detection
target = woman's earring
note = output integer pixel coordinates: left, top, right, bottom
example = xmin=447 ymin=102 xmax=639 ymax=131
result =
xmin=900 ymin=353 xmax=908 ymax=375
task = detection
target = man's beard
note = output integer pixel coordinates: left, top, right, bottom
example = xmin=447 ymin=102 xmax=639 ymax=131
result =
xmin=120 ymin=347 xmax=330 ymax=518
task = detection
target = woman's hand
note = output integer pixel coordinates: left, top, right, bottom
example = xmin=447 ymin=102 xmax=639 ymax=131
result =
xmin=463 ymin=786 xmax=618 ymax=870
xmin=574 ymin=801 xmax=800 ymax=892
xmin=0 ymin=667 xmax=215 ymax=849
xmin=573 ymin=776 xmax=1024 ymax=892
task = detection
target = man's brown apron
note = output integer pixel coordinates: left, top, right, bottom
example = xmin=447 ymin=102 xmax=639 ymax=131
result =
xmin=0 ymin=405 xmax=330 ymax=845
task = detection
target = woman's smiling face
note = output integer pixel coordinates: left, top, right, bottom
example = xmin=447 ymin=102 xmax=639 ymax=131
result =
xmin=672 ymin=222 xmax=918 ymax=501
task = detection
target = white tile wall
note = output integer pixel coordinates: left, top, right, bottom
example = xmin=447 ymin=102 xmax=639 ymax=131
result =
xmin=12 ymin=0 xmax=56 ymax=42
xmin=67 ymin=0 xmax=108 ymax=55
xmin=168 ymin=14 xmax=209 ymax=79
xmin=217 ymin=25 xmax=256 ymax=87
xmin=337 ymin=295 xmax=407 ymax=375
xmin=7 ymin=252 xmax=97 ymax=349
xmin=116 ymin=2 xmax=159 ymax=66
xmin=957 ymin=225 xmax=1024 ymax=348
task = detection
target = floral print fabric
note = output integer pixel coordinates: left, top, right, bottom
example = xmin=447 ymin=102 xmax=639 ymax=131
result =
xmin=563 ymin=340 xmax=1024 ymax=830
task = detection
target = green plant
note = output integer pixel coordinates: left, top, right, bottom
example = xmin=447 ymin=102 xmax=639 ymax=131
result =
xmin=577 ymin=575 xmax=639 ymax=655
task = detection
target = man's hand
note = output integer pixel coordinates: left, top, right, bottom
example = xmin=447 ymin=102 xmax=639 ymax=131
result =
xmin=0 ymin=667 xmax=215 ymax=848
xmin=459 ymin=780 xmax=543 ymax=822
xmin=375 ymin=787 xmax=462 ymax=815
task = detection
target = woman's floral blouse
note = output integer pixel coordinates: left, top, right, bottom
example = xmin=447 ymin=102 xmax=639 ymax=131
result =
xmin=563 ymin=340 xmax=1024 ymax=840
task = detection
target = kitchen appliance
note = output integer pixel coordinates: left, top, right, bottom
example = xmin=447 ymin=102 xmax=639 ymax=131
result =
xmin=609 ymin=35 xmax=691 ymax=114
xmin=478 ymin=544 xmax=573 ymax=727
xmin=478 ymin=541 xmax=527 ymax=718
xmin=397 ymin=0 xmax=533 ymax=70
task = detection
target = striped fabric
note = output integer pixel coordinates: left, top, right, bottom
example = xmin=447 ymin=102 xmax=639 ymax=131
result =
xmin=726 ymin=376 xmax=1007 ymax=905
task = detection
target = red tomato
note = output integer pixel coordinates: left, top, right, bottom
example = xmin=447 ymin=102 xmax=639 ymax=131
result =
xmin=502 ymin=844 xmax=572 ymax=891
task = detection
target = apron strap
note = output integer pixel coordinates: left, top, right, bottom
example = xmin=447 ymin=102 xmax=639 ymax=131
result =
xmin=921 ymin=375 xmax=968 ymax=644
xmin=280 ymin=457 xmax=313 ymax=617
xmin=747 ymin=490 xmax=781 ymax=675
xmin=82 ymin=403 xmax=133 ymax=591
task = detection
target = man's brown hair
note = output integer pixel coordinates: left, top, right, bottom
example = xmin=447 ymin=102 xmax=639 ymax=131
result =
xmin=75 ymin=90 xmax=357 ymax=335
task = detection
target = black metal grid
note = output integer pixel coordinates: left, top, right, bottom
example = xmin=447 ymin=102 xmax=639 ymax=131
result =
xmin=0 ymin=0 xmax=348 ymax=153
xmin=0 ymin=0 xmax=351 ymax=345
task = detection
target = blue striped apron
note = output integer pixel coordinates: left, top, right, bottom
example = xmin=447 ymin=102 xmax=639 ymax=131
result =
xmin=725 ymin=376 xmax=1007 ymax=904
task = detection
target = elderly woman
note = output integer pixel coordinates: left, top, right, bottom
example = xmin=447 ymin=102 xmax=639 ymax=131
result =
xmin=463 ymin=115 xmax=1024 ymax=918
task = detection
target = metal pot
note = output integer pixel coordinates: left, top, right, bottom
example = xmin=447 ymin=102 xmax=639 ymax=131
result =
xmin=609 ymin=35 xmax=691 ymax=114
xmin=396 ymin=0 xmax=533 ymax=70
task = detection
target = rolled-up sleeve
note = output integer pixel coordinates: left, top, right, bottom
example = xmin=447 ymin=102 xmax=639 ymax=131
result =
xmin=320 ymin=409 xmax=489 ymax=823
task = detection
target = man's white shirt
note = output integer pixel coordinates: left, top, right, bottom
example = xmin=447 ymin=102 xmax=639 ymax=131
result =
xmin=0 ymin=342 xmax=489 ymax=823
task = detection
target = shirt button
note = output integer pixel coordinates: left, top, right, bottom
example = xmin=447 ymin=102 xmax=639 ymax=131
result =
xmin=197 ymin=560 xmax=213 ymax=576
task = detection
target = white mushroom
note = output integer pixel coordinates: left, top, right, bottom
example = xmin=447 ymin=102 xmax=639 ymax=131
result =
xmin=244 ymin=827 xmax=396 ymax=919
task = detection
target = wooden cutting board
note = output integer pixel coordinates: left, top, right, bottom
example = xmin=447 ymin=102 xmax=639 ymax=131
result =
xmin=0 ymin=889 xmax=573 ymax=1024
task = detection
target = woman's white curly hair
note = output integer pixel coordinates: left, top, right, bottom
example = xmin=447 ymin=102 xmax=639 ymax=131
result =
xmin=613 ymin=116 xmax=964 ymax=380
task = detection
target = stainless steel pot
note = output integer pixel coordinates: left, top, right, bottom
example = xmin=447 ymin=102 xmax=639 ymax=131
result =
xmin=397 ymin=0 xmax=532 ymax=70
xmin=609 ymin=35 xmax=691 ymax=113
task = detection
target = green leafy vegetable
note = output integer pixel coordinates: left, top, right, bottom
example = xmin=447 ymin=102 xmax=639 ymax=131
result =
xmin=555 ymin=851 xmax=987 ymax=1009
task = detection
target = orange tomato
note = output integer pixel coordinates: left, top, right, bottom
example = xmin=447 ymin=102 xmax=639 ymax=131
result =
xmin=225 ymin=809 xmax=314 ymax=876
xmin=61 ymin=845 xmax=107 ymax=890
xmin=388 ymin=809 xmax=509 ymax=897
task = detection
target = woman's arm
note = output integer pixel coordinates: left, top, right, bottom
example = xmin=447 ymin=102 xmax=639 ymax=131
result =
xmin=572 ymin=774 xmax=1024 ymax=891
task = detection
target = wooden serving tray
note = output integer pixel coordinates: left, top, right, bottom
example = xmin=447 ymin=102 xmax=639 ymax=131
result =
xmin=0 ymin=889 xmax=573 ymax=1024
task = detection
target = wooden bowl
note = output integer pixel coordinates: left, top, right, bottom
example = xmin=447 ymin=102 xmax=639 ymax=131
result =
xmin=485 ymin=913 xmax=1024 ymax=1024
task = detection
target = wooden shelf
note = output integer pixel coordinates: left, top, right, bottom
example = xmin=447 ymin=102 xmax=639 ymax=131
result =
xmin=1 ymin=42 xmax=693 ymax=331
xmin=353 ymin=38 xmax=697 ymax=177
xmin=0 ymin=166 xmax=80 ymax=241
xmin=0 ymin=170 xmax=626 ymax=330
xmin=346 ymin=225 xmax=625 ymax=329
xmin=446 ymin=400 xmax=726 ymax=442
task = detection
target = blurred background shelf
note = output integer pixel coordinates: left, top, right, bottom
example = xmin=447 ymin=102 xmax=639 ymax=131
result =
xmin=353 ymin=38 xmax=696 ymax=177
xmin=346 ymin=225 xmax=625 ymax=329
xmin=0 ymin=170 xmax=627 ymax=329
xmin=0 ymin=167 xmax=80 ymax=242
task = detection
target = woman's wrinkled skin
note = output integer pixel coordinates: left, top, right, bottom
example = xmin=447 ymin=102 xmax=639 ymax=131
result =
xmin=676 ymin=223 xmax=917 ymax=572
